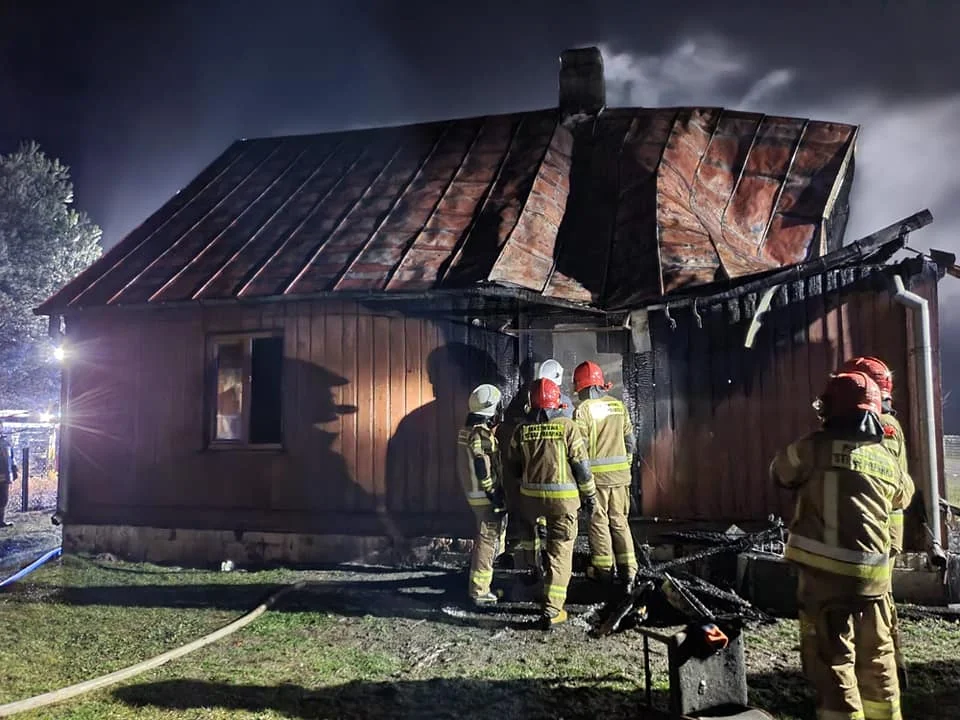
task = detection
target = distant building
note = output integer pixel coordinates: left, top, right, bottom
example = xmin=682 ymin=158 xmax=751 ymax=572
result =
xmin=36 ymin=47 xmax=952 ymax=565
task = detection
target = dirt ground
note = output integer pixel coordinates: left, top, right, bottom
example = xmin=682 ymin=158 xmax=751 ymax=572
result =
xmin=1 ymin=556 xmax=959 ymax=720
xmin=0 ymin=510 xmax=61 ymax=571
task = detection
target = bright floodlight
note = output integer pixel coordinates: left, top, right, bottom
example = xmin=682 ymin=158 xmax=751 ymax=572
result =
xmin=39 ymin=412 xmax=53 ymax=423
xmin=53 ymin=346 xmax=66 ymax=362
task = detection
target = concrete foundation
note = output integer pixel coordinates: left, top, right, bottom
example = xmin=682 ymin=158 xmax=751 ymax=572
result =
xmin=737 ymin=552 xmax=948 ymax=616
xmin=62 ymin=524 xmax=473 ymax=567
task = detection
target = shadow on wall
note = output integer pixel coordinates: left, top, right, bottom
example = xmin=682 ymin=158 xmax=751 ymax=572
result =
xmin=385 ymin=341 xmax=507 ymax=538
xmin=281 ymin=358 xmax=367 ymax=530
xmin=113 ymin=677 xmax=643 ymax=719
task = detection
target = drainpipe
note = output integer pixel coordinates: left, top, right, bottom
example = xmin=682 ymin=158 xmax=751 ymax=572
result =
xmin=891 ymin=274 xmax=947 ymax=568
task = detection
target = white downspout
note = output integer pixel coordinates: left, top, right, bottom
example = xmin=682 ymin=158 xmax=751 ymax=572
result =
xmin=891 ymin=274 xmax=947 ymax=567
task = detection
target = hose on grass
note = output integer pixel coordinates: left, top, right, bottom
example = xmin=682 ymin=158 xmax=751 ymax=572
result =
xmin=0 ymin=547 xmax=62 ymax=588
xmin=0 ymin=581 xmax=305 ymax=717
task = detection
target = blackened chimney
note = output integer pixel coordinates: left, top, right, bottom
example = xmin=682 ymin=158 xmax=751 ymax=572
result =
xmin=559 ymin=47 xmax=605 ymax=118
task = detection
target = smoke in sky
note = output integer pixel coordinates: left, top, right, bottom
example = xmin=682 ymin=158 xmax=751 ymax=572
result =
xmin=598 ymin=36 xmax=960 ymax=303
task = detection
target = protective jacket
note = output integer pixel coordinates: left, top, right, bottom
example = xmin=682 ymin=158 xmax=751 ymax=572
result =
xmin=573 ymin=395 xmax=635 ymax=486
xmin=457 ymin=420 xmax=501 ymax=508
xmin=508 ymin=414 xmax=595 ymax=514
xmin=0 ymin=435 xmax=14 ymax=485
xmin=880 ymin=412 xmax=908 ymax=555
xmin=771 ymin=429 xmax=914 ymax=597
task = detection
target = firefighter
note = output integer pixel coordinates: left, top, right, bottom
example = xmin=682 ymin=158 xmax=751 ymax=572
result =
xmin=572 ymin=361 xmax=637 ymax=589
xmin=457 ymin=384 xmax=507 ymax=606
xmin=771 ymin=371 xmax=914 ymax=720
xmin=0 ymin=422 xmax=17 ymax=528
xmin=838 ymin=356 xmax=909 ymax=687
xmin=508 ymin=377 xmax=597 ymax=629
xmin=529 ymin=359 xmax=574 ymax=419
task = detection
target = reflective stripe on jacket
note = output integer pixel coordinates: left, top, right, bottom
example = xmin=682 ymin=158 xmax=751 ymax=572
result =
xmin=508 ymin=416 xmax=594 ymax=514
xmin=573 ymin=396 xmax=633 ymax=486
xmin=881 ymin=412 xmax=908 ymax=555
xmin=771 ymin=430 xmax=914 ymax=596
xmin=457 ymin=424 xmax=500 ymax=508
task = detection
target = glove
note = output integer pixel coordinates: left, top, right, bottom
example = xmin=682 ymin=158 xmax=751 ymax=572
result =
xmin=486 ymin=487 xmax=506 ymax=513
xmin=581 ymin=492 xmax=597 ymax=515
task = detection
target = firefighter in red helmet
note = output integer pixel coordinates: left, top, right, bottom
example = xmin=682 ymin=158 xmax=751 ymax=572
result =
xmin=507 ymin=377 xmax=597 ymax=629
xmin=771 ymin=371 xmax=914 ymax=720
xmin=838 ymin=356 xmax=909 ymax=686
xmin=571 ymin=361 xmax=637 ymax=590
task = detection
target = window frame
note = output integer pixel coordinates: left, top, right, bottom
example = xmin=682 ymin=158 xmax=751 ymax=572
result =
xmin=205 ymin=330 xmax=285 ymax=451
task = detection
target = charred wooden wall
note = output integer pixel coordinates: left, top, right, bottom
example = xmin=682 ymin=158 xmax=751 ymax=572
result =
xmin=61 ymin=299 xmax=517 ymax=538
xmin=632 ymin=260 xmax=944 ymax=549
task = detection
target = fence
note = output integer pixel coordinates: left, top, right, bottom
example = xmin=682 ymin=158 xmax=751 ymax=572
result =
xmin=5 ymin=424 xmax=58 ymax=513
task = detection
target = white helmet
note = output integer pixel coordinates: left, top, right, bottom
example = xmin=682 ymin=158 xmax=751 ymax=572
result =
xmin=537 ymin=359 xmax=564 ymax=386
xmin=468 ymin=384 xmax=502 ymax=417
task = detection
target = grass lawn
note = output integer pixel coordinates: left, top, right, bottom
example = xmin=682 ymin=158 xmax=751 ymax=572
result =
xmin=1 ymin=556 xmax=958 ymax=719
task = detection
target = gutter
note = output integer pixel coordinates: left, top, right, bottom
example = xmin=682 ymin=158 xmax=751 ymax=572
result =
xmin=890 ymin=273 xmax=948 ymax=569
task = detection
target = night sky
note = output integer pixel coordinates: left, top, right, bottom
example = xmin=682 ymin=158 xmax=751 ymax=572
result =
xmin=2 ymin=0 xmax=959 ymax=427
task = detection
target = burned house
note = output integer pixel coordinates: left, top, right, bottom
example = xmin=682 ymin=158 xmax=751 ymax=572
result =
xmin=36 ymin=48 xmax=950 ymax=564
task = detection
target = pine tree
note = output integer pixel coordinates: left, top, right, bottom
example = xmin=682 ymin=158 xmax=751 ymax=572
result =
xmin=0 ymin=142 xmax=102 ymax=411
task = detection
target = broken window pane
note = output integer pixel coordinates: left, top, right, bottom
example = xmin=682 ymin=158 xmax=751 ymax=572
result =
xmin=250 ymin=336 xmax=283 ymax=444
xmin=215 ymin=341 xmax=245 ymax=441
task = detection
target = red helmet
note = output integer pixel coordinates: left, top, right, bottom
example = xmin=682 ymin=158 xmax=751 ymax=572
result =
xmin=529 ymin=378 xmax=562 ymax=410
xmin=818 ymin=371 xmax=883 ymax=418
xmin=573 ymin=361 xmax=610 ymax=393
xmin=839 ymin=356 xmax=893 ymax=398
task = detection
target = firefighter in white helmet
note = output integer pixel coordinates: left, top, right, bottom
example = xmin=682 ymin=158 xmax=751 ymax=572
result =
xmin=528 ymin=359 xmax=573 ymax=419
xmin=457 ymin=384 xmax=507 ymax=606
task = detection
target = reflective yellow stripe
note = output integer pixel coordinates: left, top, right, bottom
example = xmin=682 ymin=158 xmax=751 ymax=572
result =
xmin=521 ymin=485 xmax=579 ymax=499
xmin=591 ymin=455 xmax=632 ymax=473
xmin=890 ymin=510 xmax=904 ymax=526
xmin=789 ymin=534 xmax=888 ymax=566
xmin=616 ymin=552 xmax=636 ymax=563
xmin=817 ymin=710 xmax=865 ymax=720
xmin=861 ymin=697 xmax=903 ymax=720
xmin=862 ymin=698 xmax=900 ymax=720
xmin=578 ymin=479 xmax=597 ymax=496
xmin=785 ymin=545 xmax=891 ymax=581
xmin=592 ymin=555 xmax=614 ymax=569
xmin=470 ymin=570 xmax=493 ymax=580
xmin=546 ymin=584 xmax=567 ymax=599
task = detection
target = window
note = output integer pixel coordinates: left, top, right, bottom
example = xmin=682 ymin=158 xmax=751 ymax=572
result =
xmin=208 ymin=333 xmax=284 ymax=447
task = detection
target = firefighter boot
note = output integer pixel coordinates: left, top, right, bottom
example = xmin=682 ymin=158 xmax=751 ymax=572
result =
xmin=472 ymin=592 xmax=498 ymax=608
xmin=539 ymin=608 xmax=568 ymax=630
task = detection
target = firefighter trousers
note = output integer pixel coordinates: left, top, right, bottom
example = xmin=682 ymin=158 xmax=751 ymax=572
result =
xmin=468 ymin=506 xmax=505 ymax=598
xmin=537 ymin=511 xmax=578 ymax=615
xmin=798 ymin=572 xmax=901 ymax=720
xmin=587 ymin=484 xmax=636 ymax=579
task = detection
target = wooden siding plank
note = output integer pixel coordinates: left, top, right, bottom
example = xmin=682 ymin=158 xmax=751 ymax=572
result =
xmin=341 ymin=304 xmax=362 ymax=510
xmin=706 ymin=301 xmax=733 ymax=519
xmin=355 ymin=308 xmax=376 ymax=505
xmin=422 ymin=318 xmax=441 ymax=514
xmin=725 ymin=298 xmax=750 ymax=519
xmin=649 ymin=311 xmax=674 ymax=516
xmin=372 ymin=313 xmax=392 ymax=513
xmin=387 ymin=314 xmax=408 ymax=513
xmin=323 ymin=301 xmax=346 ymax=507
xmin=665 ymin=307 xmax=692 ymax=518
xmin=404 ymin=316 xmax=424 ymax=513
xmin=679 ymin=304 xmax=708 ymax=520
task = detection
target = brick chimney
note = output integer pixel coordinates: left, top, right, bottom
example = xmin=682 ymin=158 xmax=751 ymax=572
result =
xmin=559 ymin=46 xmax=605 ymax=119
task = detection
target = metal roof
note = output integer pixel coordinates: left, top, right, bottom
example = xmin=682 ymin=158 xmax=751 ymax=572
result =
xmin=37 ymin=107 xmax=857 ymax=315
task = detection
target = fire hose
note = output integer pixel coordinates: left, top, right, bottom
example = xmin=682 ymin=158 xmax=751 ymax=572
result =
xmin=0 ymin=547 xmax=62 ymax=588
xmin=0 ymin=581 xmax=304 ymax=717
